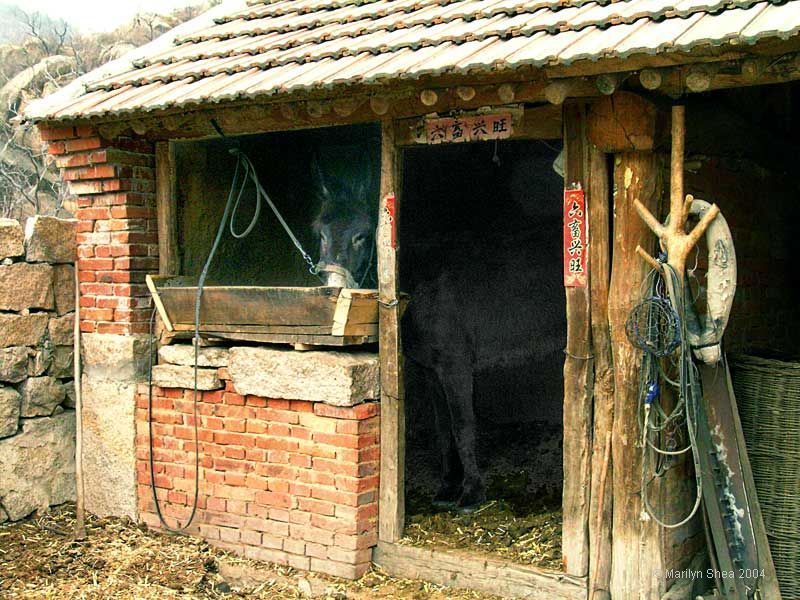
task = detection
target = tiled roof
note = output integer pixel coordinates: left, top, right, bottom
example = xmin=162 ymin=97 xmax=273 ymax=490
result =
xmin=25 ymin=0 xmax=800 ymax=122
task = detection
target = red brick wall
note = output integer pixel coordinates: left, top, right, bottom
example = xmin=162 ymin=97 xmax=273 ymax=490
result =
xmin=135 ymin=373 xmax=380 ymax=579
xmin=40 ymin=124 xmax=157 ymax=335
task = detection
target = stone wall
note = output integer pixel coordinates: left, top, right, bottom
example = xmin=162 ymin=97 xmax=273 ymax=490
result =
xmin=0 ymin=216 xmax=77 ymax=523
xmin=138 ymin=344 xmax=380 ymax=579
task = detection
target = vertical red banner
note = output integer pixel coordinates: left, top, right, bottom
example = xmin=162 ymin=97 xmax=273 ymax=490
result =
xmin=383 ymin=193 xmax=397 ymax=249
xmin=563 ymin=187 xmax=588 ymax=287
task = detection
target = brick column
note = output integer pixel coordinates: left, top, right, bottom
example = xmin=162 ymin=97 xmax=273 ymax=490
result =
xmin=39 ymin=123 xmax=157 ymax=519
xmin=41 ymin=124 xmax=157 ymax=334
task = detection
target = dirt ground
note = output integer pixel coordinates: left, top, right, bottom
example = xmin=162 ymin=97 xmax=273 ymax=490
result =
xmin=0 ymin=504 xmax=505 ymax=600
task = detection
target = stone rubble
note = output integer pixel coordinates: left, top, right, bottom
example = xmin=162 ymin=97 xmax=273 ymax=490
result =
xmin=156 ymin=343 xmax=381 ymax=407
xmin=0 ymin=219 xmax=24 ymax=260
xmin=0 ymin=217 xmax=77 ymax=524
xmin=24 ymin=216 xmax=77 ymax=264
xmin=150 ymin=363 xmax=222 ymax=390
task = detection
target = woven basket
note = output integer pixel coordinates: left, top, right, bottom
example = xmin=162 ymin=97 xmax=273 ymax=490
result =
xmin=730 ymin=353 xmax=800 ymax=600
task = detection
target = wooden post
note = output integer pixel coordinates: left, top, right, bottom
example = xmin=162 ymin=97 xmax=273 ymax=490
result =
xmin=73 ymin=261 xmax=86 ymax=540
xmin=561 ymin=103 xmax=594 ymax=577
xmin=587 ymin=142 xmax=614 ymax=599
xmin=377 ymin=119 xmax=405 ymax=543
xmin=156 ymin=141 xmax=179 ymax=276
xmin=609 ymin=151 xmax=665 ymax=599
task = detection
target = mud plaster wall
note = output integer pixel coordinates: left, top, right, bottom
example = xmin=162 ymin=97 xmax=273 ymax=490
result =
xmin=685 ymin=159 xmax=800 ymax=356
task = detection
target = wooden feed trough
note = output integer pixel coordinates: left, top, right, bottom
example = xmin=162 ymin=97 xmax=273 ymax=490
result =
xmin=146 ymin=274 xmax=384 ymax=347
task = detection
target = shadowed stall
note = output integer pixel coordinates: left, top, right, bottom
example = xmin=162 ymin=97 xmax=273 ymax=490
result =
xmin=398 ymin=139 xmax=566 ymax=566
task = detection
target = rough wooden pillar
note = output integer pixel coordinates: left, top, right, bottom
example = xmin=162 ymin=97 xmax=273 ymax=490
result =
xmin=609 ymin=152 xmax=665 ymax=599
xmin=587 ymin=143 xmax=614 ymax=600
xmin=377 ymin=119 xmax=405 ymax=543
xmin=155 ymin=141 xmax=179 ymax=276
xmin=561 ymin=103 xmax=594 ymax=577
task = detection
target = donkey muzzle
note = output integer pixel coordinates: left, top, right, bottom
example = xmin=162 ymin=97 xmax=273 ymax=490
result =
xmin=316 ymin=262 xmax=357 ymax=288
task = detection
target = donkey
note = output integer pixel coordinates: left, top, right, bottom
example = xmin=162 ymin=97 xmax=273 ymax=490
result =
xmin=312 ymin=141 xmax=565 ymax=513
xmin=312 ymin=145 xmax=379 ymax=289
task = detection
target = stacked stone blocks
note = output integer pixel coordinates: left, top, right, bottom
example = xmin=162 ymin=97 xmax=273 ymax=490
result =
xmin=0 ymin=216 xmax=77 ymax=523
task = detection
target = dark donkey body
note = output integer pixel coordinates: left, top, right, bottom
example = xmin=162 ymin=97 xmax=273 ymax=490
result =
xmin=314 ymin=140 xmax=565 ymax=512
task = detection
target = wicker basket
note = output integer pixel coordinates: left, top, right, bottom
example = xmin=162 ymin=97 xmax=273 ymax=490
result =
xmin=730 ymin=353 xmax=800 ymax=599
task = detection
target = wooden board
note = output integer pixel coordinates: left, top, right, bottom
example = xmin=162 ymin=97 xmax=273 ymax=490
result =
xmin=156 ymin=141 xmax=179 ymax=276
xmin=586 ymin=142 xmax=615 ymax=600
xmin=377 ymin=119 xmax=405 ymax=544
xmin=147 ymin=275 xmax=381 ymax=346
xmin=722 ymin=363 xmax=782 ymax=600
xmin=609 ymin=151 xmax=665 ymax=599
xmin=561 ymin=102 xmax=594 ymax=578
xmin=157 ymin=283 xmax=341 ymax=326
xmin=394 ymin=104 xmax=563 ymax=146
xmin=171 ymin=323 xmax=378 ymax=336
xmin=201 ymin=331 xmax=375 ymax=346
xmin=373 ymin=542 xmax=587 ymax=600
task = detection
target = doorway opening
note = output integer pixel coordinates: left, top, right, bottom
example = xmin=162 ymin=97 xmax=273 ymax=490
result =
xmin=398 ymin=138 xmax=567 ymax=569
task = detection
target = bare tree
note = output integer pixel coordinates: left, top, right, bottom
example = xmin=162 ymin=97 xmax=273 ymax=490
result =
xmin=15 ymin=9 xmax=70 ymax=58
xmin=0 ymin=2 xmax=218 ymax=219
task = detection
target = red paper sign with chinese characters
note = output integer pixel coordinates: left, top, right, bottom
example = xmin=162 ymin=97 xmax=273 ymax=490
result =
xmin=426 ymin=113 xmax=513 ymax=145
xmin=382 ymin=193 xmax=397 ymax=249
xmin=563 ymin=188 xmax=588 ymax=287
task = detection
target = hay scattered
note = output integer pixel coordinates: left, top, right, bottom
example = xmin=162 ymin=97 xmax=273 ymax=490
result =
xmin=401 ymin=472 xmax=562 ymax=570
xmin=0 ymin=504 xmax=502 ymax=600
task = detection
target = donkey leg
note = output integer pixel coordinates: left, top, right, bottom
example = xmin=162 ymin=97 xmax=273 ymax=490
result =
xmin=427 ymin=368 xmax=462 ymax=508
xmin=437 ymin=364 xmax=485 ymax=513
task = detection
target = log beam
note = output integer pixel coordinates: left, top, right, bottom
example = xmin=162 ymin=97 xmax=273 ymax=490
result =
xmin=587 ymin=92 xmax=658 ymax=153
xmin=587 ymin=141 xmax=614 ymax=600
xmin=155 ymin=141 xmax=179 ymax=276
xmin=377 ymin=120 xmax=405 ymax=544
xmin=561 ymin=102 xmax=594 ymax=578
xmin=609 ymin=150 xmax=665 ymax=600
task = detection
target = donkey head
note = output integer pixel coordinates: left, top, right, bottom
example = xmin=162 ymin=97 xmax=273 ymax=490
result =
xmin=311 ymin=148 xmax=378 ymax=288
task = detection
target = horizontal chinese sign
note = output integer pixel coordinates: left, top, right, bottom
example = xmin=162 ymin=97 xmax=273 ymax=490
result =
xmin=426 ymin=113 xmax=513 ymax=144
xmin=563 ymin=188 xmax=588 ymax=287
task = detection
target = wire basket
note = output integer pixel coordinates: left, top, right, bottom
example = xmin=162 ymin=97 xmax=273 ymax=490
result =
xmin=730 ymin=353 xmax=800 ymax=599
xmin=625 ymin=297 xmax=681 ymax=357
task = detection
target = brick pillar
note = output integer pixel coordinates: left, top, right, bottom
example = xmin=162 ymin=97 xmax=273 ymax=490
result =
xmin=39 ymin=123 xmax=157 ymax=518
xmin=41 ymin=124 xmax=158 ymax=334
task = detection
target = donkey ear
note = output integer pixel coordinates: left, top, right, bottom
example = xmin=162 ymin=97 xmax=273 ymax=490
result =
xmin=311 ymin=154 xmax=331 ymax=200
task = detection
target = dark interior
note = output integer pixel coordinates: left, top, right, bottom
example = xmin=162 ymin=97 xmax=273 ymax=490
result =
xmin=683 ymin=82 xmax=800 ymax=357
xmin=399 ymin=139 xmax=567 ymax=511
